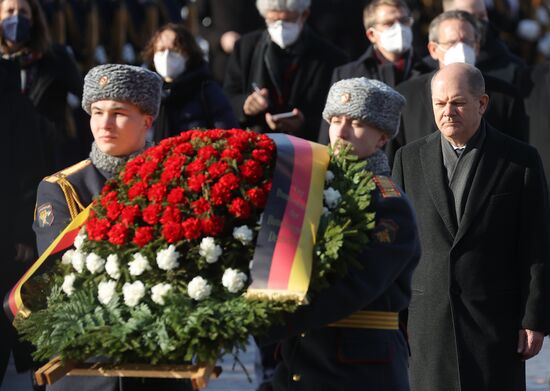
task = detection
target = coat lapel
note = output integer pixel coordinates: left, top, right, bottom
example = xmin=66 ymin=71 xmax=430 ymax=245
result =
xmin=420 ymin=132 xmax=458 ymax=237
xmin=453 ymin=126 xmax=509 ymax=246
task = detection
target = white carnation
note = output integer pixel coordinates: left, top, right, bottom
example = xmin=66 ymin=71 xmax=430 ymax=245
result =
xmin=199 ymin=237 xmax=223 ymax=263
xmin=156 ymin=245 xmax=180 ymax=271
xmin=105 ymin=254 xmax=120 ymax=280
xmin=222 ymin=268 xmax=248 ymax=293
xmin=325 ymin=170 xmax=335 ymax=184
xmin=324 ymin=187 xmax=341 ymax=209
xmin=233 ymin=225 xmax=253 ymax=245
xmin=62 ymin=273 xmax=76 ymax=296
xmin=187 ymin=276 xmax=212 ymax=301
xmin=61 ymin=249 xmax=74 ymax=265
xmin=73 ymin=229 xmax=86 ymax=250
xmin=151 ymin=283 xmax=172 ymax=305
xmin=98 ymin=280 xmax=117 ymax=305
xmin=128 ymin=253 xmax=151 ymax=276
xmin=86 ymin=253 xmax=105 ymax=274
xmin=322 ymin=206 xmax=331 ymax=217
xmin=122 ymin=280 xmax=145 ymax=307
xmin=71 ymin=250 xmax=86 ymax=273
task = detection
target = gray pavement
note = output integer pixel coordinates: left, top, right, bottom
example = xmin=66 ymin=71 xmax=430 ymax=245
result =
xmin=2 ymin=338 xmax=549 ymax=390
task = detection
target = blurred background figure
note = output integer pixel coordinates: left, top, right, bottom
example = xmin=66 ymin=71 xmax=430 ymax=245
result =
xmin=223 ymin=0 xmax=347 ymax=141
xmin=142 ymin=22 xmax=237 ymax=143
xmin=197 ymin=0 xmax=264 ymax=84
xmin=0 ymin=0 xmax=87 ymax=170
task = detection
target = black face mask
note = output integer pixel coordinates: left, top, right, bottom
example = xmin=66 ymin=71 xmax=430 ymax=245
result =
xmin=1 ymin=14 xmax=31 ymax=44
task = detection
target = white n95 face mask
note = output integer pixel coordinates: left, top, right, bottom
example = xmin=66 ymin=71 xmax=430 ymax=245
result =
xmin=378 ymin=22 xmax=413 ymax=54
xmin=154 ymin=50 xmax=187 ymax=80
xmin=267 ymin=20 xmax=302 ymax=49
xmin=443 ymin=42 xmax=476 ymax=66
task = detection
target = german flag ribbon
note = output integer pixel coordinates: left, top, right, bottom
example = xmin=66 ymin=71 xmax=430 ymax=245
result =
xmin=4 ymin=206 xmax=91 ymax=321
xmin=246 ymin=134 xmax=330 ymax=301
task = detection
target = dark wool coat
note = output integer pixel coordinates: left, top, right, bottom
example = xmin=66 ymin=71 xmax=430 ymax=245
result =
xmin=33 ymin=160 xmax=193 ymax=391
xmin=153 ymin=62 xmax=238 ymax=143
xmin=262 ymin=176 xmax=420 ymax=391
xmin=392 ymin=123 xmax=550 ymax=391
xmin=524 ymin=62 xmax=550 ymax=188
xmin=390 ymin=71 xmax=528 ymax=164
xmin=223 ymin=27 xmax=347 ymax=142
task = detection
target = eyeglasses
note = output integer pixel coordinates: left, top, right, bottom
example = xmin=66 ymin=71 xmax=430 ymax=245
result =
xmin=374 ymin=16 xmax=413 ymax=29
xmin=436 ymin=39 xmax=477 ymax=49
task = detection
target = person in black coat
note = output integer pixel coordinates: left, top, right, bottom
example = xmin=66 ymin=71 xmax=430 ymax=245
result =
xmin=442 ymin=0 xmax=527 ymax=90
xmin=33 ymin=64 xmax=192 ymax=391
xmin=197 ymin=0 xmax=265 ymax=84
xmin=391 ymin=10 xmax=527 ymax=163
xmin=392 ymin=63 xmax=549 ymax=391
xmin=0 ymin=59 xmax=54 ymax=387
xmin=141 ymin=23 xmax=238 ymax=143
xmin=524 ymin=62 xmax=550 ymax=189
xmin=262 ymin=77 xmax=420 ymax=391
xmin=318 ymin=0 xmax=429 ymax=144
xmin=223 ymin=0 xmax=347 ymax=142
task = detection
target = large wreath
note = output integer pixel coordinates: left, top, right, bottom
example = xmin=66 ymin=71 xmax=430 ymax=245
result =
xmin=17 ymin=129 xmax=376 ymax=365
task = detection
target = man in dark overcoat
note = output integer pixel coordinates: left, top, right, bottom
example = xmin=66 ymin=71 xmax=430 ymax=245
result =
xmin=392 ymin=63 xmax=550 ymax=391
xmin=223 ymin=0 xmax=347 ymax=142
xmin=317 ymin=0 xmax=429 ymax=145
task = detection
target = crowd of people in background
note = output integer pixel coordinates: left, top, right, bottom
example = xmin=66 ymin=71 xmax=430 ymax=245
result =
xmin=1 ymin=0 xmax=550 ymax=390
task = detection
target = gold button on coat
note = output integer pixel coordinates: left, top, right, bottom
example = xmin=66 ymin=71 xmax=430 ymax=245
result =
xmin=292 ymin=374 xmax=301 ymax=382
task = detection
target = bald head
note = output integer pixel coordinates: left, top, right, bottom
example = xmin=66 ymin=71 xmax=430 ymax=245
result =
xmin=431 ymin=63 xmax=489 ymax=147
xmin=442 ymin=0 xmax=488 ymax=21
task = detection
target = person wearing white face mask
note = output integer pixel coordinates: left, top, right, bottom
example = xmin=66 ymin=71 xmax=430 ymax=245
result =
xmin=318 ymin=0 xmax=428 ymax=145
xmin=223 ymin=0 xmax=347 ymax=142
xmin=390 ymin=9 xmax=528 ymax=164
xmin=141 ymin=23 xmax=238 ymax=143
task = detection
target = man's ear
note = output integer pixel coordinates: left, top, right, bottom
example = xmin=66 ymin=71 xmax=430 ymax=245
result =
xmin=427 ymin=41 xmax=439 ymax=60
xmin=366 ymin=28 xmax=377 ymax=44
xmin=479 ymin=94 xmax=489 ymax=115
xmin=143 ymin=115 xmax=154 ymax=130
xmin=376 ymin=132 xmax=390 ymax=149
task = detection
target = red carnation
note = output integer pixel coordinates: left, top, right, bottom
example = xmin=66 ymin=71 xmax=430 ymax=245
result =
xmin=185 ymin=159 xmax=206 ymax=176
xmin=174 ymin=142 xmax=194 ymax=155
xmin=167 ymin=188 xmax=185 ymax=205
xmin=210 ymin=182 xmax=232 ymax=206
xmin=133 ymin=226 xmax=154 ymax=247
xmin=228 ymin=197 xmax=252 ymax=219
xmin=182 ymin=217 xmax=202 ymax=240
xmin=239 ymin=159 xmax=263 ymax=183
xmin=121 ymin=205 xmax=140 ymax=225
xmin=192 ymin=198 xmax=210 ymax=215
xmin=252 ymin=148 xmax=272 ymax=163
xmin=201 ymin=215 xmax=225 ymax=236
xmin=128 ymin=182 xmax=148 ymax=200
xmin=142 ymin=203 xmax=162 ymax=225
xmin=198 ymin=145 xmax=219 ymax=161
xmin=148 ymin=183 xmax=167 ymax=202
xmin=263 ymin=181 xmax=273 ymax=192
xmin=162 ymin=222 xmax=183 ymax=243
xmin=108 ymin=223 xmax=129 ymax=245
xmin=100 ymin=191 xmax=118 ymax=208
xmin=246 ymin=187 xmax=269 ymax=208
xmin=221 ymin=147 xmax=243 ymax=163
xmin=160 ymin=205 xmax=181 ymax=225
xmin=106 ymin=200 xmax=123 ymax=221
xmin=219 ymin=173 xmax=240 ymax=190
xmin=207 ymin=161 xmax=230 ymax=179
xmin=138 ymin=160 xmax=159 ymax=181
xmin=86 ymin=218 xmax=111 ymax=241
xmin=188 ymin=173 xmax=207 ymax=193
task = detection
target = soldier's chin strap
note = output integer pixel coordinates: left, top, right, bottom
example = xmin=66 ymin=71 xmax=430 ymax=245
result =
xmin=3 ymin=205 xmax=92 ymax=323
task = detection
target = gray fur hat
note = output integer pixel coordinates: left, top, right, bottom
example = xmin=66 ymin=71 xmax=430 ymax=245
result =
xmin=82 ymin=64 xmax=163 ymax=119
xmin=322 ymin=78 xmax=406 ymax=139
xmin=256 ymin=0 xmax=311 ymax=17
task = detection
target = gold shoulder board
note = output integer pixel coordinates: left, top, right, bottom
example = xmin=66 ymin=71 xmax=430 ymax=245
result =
xmin=373 ymin=175 xmax=402 ymax=198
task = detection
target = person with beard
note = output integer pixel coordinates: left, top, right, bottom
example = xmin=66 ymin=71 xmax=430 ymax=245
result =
xmin=223 ymin=0 xmax=347 ymax=142
xmin=142 ymin=23 xmax=238 ymax=144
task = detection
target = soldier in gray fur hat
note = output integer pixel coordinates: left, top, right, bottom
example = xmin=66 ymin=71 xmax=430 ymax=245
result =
xmin=33 ymin=64 xmax=190 ymax=391
xmin=323 ymin=77 xmax=406 ymax=175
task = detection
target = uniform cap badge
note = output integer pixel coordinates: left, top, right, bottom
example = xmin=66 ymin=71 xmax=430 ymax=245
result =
xmin=340 ymin=93 xmax=351 ymax=104
xmin=99 ymin=76 xmax=109 ymax=88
